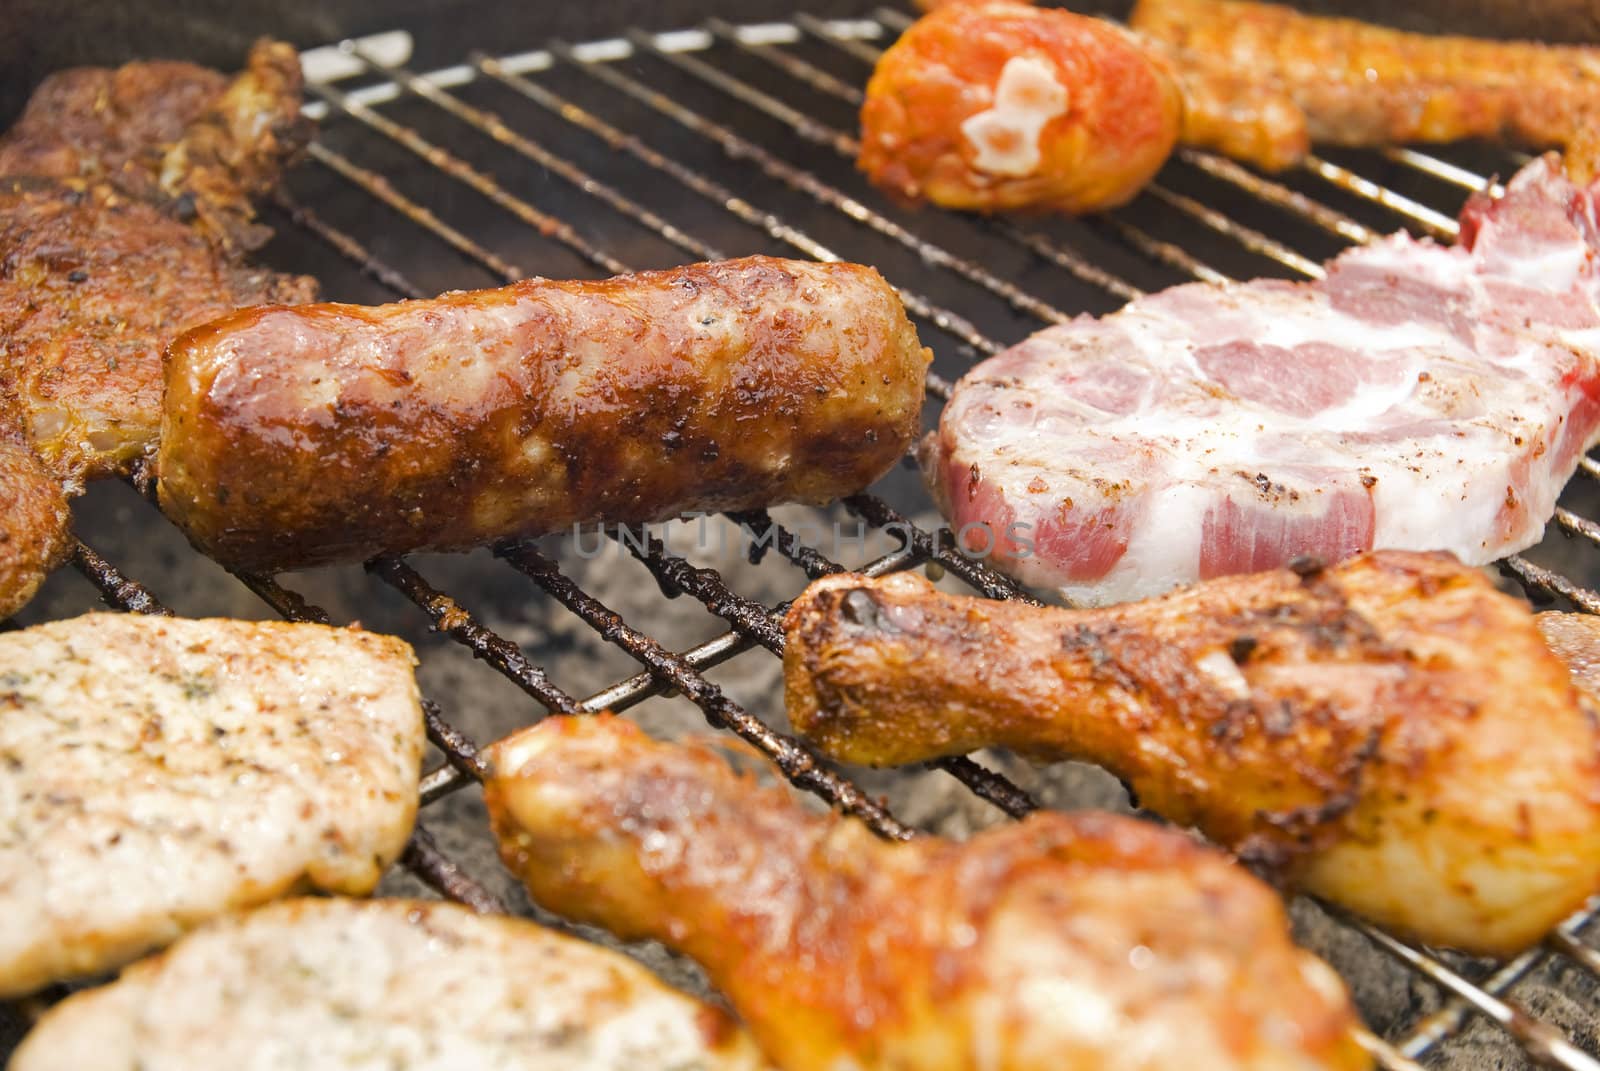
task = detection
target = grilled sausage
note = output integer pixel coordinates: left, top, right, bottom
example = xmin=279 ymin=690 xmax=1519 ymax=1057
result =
xmin=858 ymin=1 xmax=1183 ymax=215
xmin=158 ymin=256 xmax=931 ymax=572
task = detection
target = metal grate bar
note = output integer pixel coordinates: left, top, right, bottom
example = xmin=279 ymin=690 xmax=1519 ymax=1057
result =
xmin=1300 ymin=152 xmax=1462 ymax=238
xmin=1384 ymin=147 xmax=1505 ymax=196
xmin=615 ymin=523 xmax=1040 ymax=819
xmin=1331 ymin=906 xmax=1600 ymax=1071
xmin=270 ymin=189 xmax=427 ymax=298
xmin=368 ymin=555 xmax=584 ymax=716
xmin=1502 ymin=555 xmax=1600 ymax=615
xmin=306 ymin=140 xmax=523 ymax=281
xmin=697 ymin=20 xmax=1169 ymax=297
xmin=308 ymin=79 xmax=630 ymax=276
xmin=70 ymin=540 xmax=172 ymax=616
xmin=466 ymin=59 xmax=980 ymax=384
xmin=560 ymin=36 xmax=1072 ymax=334
xmin=496 ymin=541 xmax=916 ymax=840
xmin=348 ymin=49 xmax=725 ymax=264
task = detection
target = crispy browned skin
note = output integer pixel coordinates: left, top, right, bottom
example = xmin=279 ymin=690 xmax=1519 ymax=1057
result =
xmin=858 ymin=1 xmax=1183 ymax=215
xmin=0 ymin=417 xmax=70 ymax=618
xmin=0 ymin=39 xmax=311 ymax=252
xmin=1539 ymin=612 xmax=1600 ymax=704
xmin=1131 ymin=0 xmax=1600 ymax=176
xmin=0 ymin=178 xmax=316 ymax=484
xmin=158 ymin=256 xmax=931 ymax=572
xmin=485 ymin=715 xmax=1367 ymax=1071
xmin=784 ymin=551 xmax=1600 ymax=955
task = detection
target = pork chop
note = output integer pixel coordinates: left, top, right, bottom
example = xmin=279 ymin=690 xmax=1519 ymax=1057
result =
xmin=11 ymin=898 xmax=775 ymax=1071
xmin=925 ymin=154 xmax=1600 ymax=604
xmin=0 ymin=614 xmax=424 ymax=997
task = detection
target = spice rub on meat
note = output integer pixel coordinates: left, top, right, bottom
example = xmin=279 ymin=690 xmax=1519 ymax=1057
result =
xmin=0 ymin=614 xmax=424 ymax=997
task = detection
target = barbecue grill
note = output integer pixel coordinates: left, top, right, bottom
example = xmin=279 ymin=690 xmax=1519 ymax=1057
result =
xmin=5 ymin=3 xmax=1600 ymax=1068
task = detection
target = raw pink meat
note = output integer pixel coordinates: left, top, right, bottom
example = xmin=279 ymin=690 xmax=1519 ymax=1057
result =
xmin=924 ymin=156 xmax=1600 ymax=605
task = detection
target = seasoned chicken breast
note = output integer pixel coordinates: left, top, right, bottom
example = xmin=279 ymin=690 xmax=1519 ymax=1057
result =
xmin=11 ymin=898 xmax=775 ymax=1071
xmin=0 ymin=614 xmax=424 ymax=997
xmin=783 ymin=551 xmax=1600 ymax=955
xmin=486 ymin=715 xmax=1368 ymax=1071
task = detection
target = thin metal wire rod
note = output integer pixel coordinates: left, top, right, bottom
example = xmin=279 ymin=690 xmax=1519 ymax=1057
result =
xmin=1400 ymin=911 xmax=1596 ymax=1060
xmin=694 ymin=21 xmax=1150 ymax=304
xmin=306 ymin=140 xmax=522 ymax=281
xmin=400 ymin=822 xmax=508 ymax=915
xmin=497 ymin=540 xmax=915 ymax=840
xmin=1331 ymin=906 xmax=1600 ymax=1071
xmin=595 ymin=34 xmax=1076 ymax=330
xmin=1142 ymin=183 xmax=1325 ymax=278
xmin=1354 ymin=1030 xmax=1432 ymax=1071
xmin=1383 ymin=147 xmax=1505 ymax=196
xmin=1174 ymin=148 xmax=1380 ymax=245
xmin=1501 ymin=554 xmax=1600 ymax=615
xmin=347 ymin=47 xmax=726 ymax=264
xmin=614 ymin=522 xmax=1040 ymax=819
xmin=367 ymin=555 xmax=584 ymax=716
xmin=472 ymin=51 xmax=1000 ymax=359
xmin=270 ymin=188 xmax=427 ymax=298
xmin=841 ymin=494 xmax=1043 ymax=604
xmin=71 ymin=541 xmax=172 ymax=616
xmin=307 ymin=78 xmax=630 ymax=276
xmin=1300 ymin=152 xmax=1461 ymax=239
xmin=787 ymin=17 xmax=1320 ymax=281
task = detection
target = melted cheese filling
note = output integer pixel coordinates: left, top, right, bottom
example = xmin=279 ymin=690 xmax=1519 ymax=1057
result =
xmin=961 ymin=56 xmax=1070 ymax=178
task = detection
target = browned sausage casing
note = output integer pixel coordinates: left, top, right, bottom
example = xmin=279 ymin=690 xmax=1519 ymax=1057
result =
xmin=158 ymin=256 xmax=931 ymax=571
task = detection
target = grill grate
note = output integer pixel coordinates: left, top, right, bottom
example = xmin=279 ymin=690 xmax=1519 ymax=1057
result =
xmin=9 ymin=9 xmax=1600 ymax=1069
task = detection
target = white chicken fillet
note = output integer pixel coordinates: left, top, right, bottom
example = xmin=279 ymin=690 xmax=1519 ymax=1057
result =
xmin=0 ymin=613 xmax=424 ymax=996
xmin=10 ymin=898 xmax=774 ymax=1071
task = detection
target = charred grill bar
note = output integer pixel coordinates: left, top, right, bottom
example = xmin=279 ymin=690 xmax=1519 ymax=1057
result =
xmin=8 ymin=10 xmax=1600 ymax=1071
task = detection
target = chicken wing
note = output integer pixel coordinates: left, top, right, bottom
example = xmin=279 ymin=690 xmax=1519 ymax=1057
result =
xmin=783 ymin=550 xmax=1600 ymax=955
xmin=0 ymin=38 xmax=312 ymax=253
xmin=858 ymin=0 xmax=1183 ymax=214
xmin=12 ymin=898 xmax=774 ymax=1071
xmin=1131 ymin=0 xmax=1600 ymax=177
xmin=158 ymin=256 xmax=929 ymax=572
xmin=0 ymin=614 xmax=424 ymax=996
xmin=485 ymin=714 xmax=1368 ymax=1071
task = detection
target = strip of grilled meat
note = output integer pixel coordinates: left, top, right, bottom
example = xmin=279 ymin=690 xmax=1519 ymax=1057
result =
xmin=0 ymin=417 xmax=70 ymax=618
xmin=783 ymin=550 xmax=1600 ymax=955
xmin=485 ymin=714 xmax=1368 ymax=1071
xmin=158 ymin=256 xmax=930 ymax=572
xmin=0 ymin=179 xmax=316 ymax=486
xmin=1131 ymin=0 xmax=1600 ymax=176
xmin=0 ymin=42 xmax=314 ymax=616
xmin=0 ymin=38 xmax=311 ymax=254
